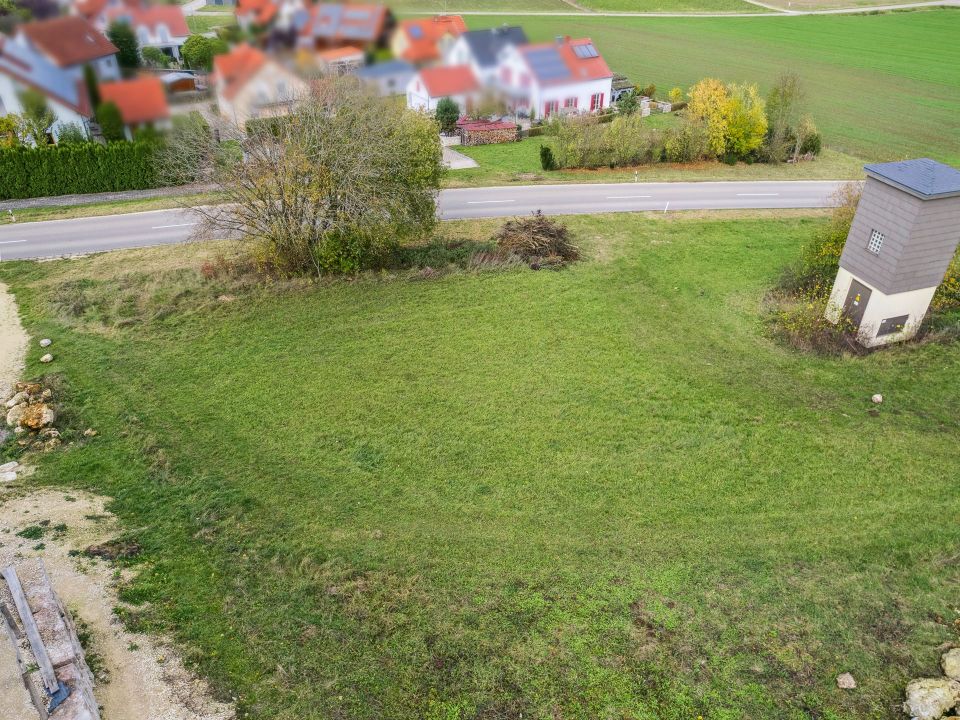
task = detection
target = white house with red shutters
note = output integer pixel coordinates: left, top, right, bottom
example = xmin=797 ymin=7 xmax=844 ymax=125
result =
xmin=496 ymin=37 xmax=612 ymax=118
xmin=406 ymin=30 xmax=613 ymax=119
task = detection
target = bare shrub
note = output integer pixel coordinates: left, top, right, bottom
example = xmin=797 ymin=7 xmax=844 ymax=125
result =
xmin=161 ymin=77 xmax=443 ymax=277
xmin=781 ymin=181 xmax=861 ymax=292
xmin=494 ymin=211 xmax=579 ymax=266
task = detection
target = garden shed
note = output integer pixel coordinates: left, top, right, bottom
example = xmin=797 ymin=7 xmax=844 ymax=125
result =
xmin=456 ymin=118 xmax=519 ymax=146
xmin=825 ymin=158 xmax=960 ymax=346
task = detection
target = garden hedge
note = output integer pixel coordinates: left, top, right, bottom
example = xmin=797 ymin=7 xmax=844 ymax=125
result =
xmin=0 ymin=141 xmax=166 ymax=200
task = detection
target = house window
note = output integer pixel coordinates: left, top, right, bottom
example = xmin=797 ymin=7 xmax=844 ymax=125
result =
xmin=867 ymin=229 xmax=884 ymax=255
xmin=589 ymin=92 xmax=604 ymax=111
xmin=564 ymin=97 xmax=577 ymax=108
xmin=500 ymin=67 xmax=512 ymax=84
xmin=544 ymin=100 xmax=559 ymax=116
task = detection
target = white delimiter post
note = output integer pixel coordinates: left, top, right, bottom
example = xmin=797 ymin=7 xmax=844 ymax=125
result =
xmin=825 ymin=158 xmax=960 ymax=347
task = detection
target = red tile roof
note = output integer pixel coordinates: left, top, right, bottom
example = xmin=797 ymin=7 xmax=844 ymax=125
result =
xmin=105 ymin=4 xmax=190 ymax=38
xmin=456 ymin=118 xmax=516 ymax=132
xmin=418 ymin=64 xmax=477 ymax=98
xmin=73 ymin=0 xmax=108 ymax=20
xmin=236 ymin=0 xmax=277 ymax=26
xmin=20 ymin=16 xmax=118 ymax=67
xmin=317 ymin=45 xmax=364 ymax=62
xmin=213 ymin=43 xmax=268 ymax=100
xmin=100 ymin=76 xmax=170 ymax=125
xmin=519 ymin=37 xmax=612 ymax=86
xmin=396 ymin=15 xmax=466 ymax=64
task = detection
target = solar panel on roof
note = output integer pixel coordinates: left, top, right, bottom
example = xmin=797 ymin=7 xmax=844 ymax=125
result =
xmin=344 ymin=9 xmax=370 ymax=18
xmin=573 ymin=43 xmax=598 ymax=59
xmin=525 ymin=46 xmax=571 ymax=82
xmin=409 ymin=25 xmax=424 ymax=39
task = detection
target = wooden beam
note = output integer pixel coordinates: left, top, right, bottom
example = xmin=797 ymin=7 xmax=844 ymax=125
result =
xmin=1 ymin=565 xmax=59 ymax=694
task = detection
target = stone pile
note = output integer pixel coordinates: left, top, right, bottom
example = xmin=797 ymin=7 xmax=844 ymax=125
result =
xmin=903 ymin=648 xmax=960 ymax=720
xmin=4 ymin=379 xmax=60 ymax=452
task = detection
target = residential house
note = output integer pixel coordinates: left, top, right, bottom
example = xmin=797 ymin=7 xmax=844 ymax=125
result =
xmin=356 ymin=59 xmax=414 ymax=96
xmin=314 ymin=45 xmax=364 ymax=74
xmin=0 ymin=34 xmax=95 ymax=141
xmin=406 ymin=64 xmax=477 ymax=112
xmin=235 ymin=0 xmax=279 ymax=29
xmin=390 ymin=15 xmax=465 ymax=66
xmin=105 ymin=4 xmax=191 ymax=62
xmin=212 ymin=43 xmax=307 ymax=125
xmin=496 ymin=37 xmax=612 ymax=118
xmin=235 ymin=0 xmax=309 ymax=33
xmin=17 ymin=15 xmax=120 ymax=81
xmin=296 ymin=3 xmax=393 ymax=52
xmin=99 ymin=75 xmax=170 ymax=139
xmin=443 ymin=26 xmax=526 ymax=84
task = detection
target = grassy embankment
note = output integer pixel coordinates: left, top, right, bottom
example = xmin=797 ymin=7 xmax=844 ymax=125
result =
xmin=2 ymin=211 xmax=959 ymax=719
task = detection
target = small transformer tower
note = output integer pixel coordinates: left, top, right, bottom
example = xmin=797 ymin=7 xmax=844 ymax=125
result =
xmin=825 ymin=158 xmax=960 ymax=347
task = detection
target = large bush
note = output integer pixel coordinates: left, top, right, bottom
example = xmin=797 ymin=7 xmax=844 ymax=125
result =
xmin=0 ymin=141 xmax=164 ymax=199
xmin=163 ymin=78 xmax=444 ymax=276
xmin=551 ymin=114 xmax=663 ymax=170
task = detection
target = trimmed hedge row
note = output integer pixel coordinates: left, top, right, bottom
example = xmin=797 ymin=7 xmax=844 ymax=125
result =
xmin=0 ymin=141 xmax=165 ymax=200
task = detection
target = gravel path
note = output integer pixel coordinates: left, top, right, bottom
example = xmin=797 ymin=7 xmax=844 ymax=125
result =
xmin=0 ymin=184 xmax=216 ymax=213
xmin=0 ymin=282 xmax=27 ymax=405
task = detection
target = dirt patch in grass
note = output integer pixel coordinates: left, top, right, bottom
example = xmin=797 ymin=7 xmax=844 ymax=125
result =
xmin=0 ymin=488 xmax=233 ymax=720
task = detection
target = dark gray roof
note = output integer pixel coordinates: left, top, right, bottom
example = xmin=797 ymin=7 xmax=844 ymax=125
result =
xmin=357 ymin=60 xmax=414 ymax=78
xmin=461 ymin=26 xmax=527 ymax=67
xmin=864 ymin=158 xmax=960 ymax=200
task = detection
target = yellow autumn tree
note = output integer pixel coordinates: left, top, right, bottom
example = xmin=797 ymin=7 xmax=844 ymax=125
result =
xmin=686 ymin=78 xmax=730 ymax=157
xmin=724 ymin=83 xmax=768 ymax=158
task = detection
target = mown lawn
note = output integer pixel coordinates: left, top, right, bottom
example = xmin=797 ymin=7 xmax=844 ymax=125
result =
xmin=470 ymin=9 xmax=960 ymax=164
xmin=185 ymin=13 xmax=235 ymax=33
xmin=2 ymin=212 xmax=959 ymax=718
xmin=450 ymin=138 xmax=865 ymax=187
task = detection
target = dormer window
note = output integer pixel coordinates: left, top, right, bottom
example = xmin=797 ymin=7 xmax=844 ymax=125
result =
xmin=867 ymin=229 xmax=885 ymax=255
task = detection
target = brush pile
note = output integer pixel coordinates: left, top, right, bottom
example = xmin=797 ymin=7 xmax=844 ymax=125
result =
xmin=494 ymin=211 xmax=580 ymax=268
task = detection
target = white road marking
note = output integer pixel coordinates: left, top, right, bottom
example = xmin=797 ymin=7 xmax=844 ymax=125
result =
xmin=607 ymin=195 xmax=652 ymax=199
xmin=466 ymin=200 xmax=515 ymax=205
xmin=151 ymin=222 xmax=197 ymax=229
xmin=736 ymin=193 xmax=780 ymax=196
xmin=663 ymin=201 xmax=670 ymax=213
xmin=0 ymin=239 xmax=27 ymax=244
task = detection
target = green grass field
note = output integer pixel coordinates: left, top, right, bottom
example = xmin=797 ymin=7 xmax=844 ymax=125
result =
xmin=394 ymin=0 xmax=767 ymax=12
xmin=470 ymin=9 xmax=960 ymax=165
xmin=4 ymin=212 xmax=960 ymax=719
xmin=186 ymin=14 xmax=236 ymax=33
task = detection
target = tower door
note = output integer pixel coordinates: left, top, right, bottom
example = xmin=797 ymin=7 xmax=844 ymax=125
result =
xmin=842 ymin=279 xmax=872 ymax=329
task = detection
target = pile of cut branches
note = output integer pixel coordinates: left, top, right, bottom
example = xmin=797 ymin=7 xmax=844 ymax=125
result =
xmin=494 ymin=211 xmax=579 ymax=267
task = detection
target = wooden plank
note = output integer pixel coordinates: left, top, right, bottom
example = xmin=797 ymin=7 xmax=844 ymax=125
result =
xmin=1 ymin=597 xmax=48 ymax=719
xmin=1 ymin=565 xmax=59 ymax=695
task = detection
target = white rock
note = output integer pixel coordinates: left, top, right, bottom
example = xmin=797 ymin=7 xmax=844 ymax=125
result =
xmin=837 ymin=672 xmax=856 ymax=689
xmin=0 ymin=471 xmax=16 ymax=483
xmin=903 ymin=678 xmax=960 ymax=720
xmin=942 ymin=649 xmax=960 ymax=681
xmin=40 ymin=354 xmax=53 ymax=363
xmin=5 ymin=391 xmax=28 ymax=408
xmin=39 ymin=338 xmax=51 ymax=348
xmin=5 ymin=405 xmax=25 ymax=427
xmin=871 ymin=394 xmax=883 ymax=404
xmin=0 ymin=461 xmax=18 ymax=473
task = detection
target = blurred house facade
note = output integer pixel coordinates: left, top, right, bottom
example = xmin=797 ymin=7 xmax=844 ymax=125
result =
xmin=213 ymin=42 xmax=307 ymax=125
xmin=390 ymin=14 xmax=465 ymax=66
xmin=407 ymin=28 xmax=613 ymax=119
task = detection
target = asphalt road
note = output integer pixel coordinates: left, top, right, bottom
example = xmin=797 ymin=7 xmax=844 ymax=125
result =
xmin=0 ymin=180 xmax=846 ymax=261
